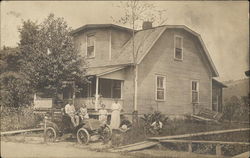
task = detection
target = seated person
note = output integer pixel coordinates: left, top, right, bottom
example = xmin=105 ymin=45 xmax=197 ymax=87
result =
xmin=150 ymin=119 xmax=163 ymax=135
xmin=78 ymin=103 xmax=89 ymax=121
xmin=65 ymin=100 xmax=79 ymax=127
xmin=99 ymin=104 xmax=108 ymax=124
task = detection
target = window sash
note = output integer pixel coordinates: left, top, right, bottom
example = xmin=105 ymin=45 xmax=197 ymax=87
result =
xmin=87 ymin=35 xmax=95 ymax=57
xmin=175 ymin=36 xmax=182 ymax=49
xmin=156 ymin=75 xmax=166 ymax=101
xmin=191 ymin=81 xmax=199 ymax=103
xmin=175 ymin=48 xmax=183 ymax=59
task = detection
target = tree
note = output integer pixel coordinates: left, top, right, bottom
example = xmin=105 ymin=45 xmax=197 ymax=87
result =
xmin=19 ymin=14 xmax=87 ymax=98
xmin=111 ymin=1 xmax=167 ymax=113
xmin=0 ymin=47 xmax=33 ymax=108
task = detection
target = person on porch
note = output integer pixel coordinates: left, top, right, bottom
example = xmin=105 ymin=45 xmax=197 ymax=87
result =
xmin=110 ymin=98 xmax=122 ymax=129
xmin=65 ymin=100 xmax=79 ymax=127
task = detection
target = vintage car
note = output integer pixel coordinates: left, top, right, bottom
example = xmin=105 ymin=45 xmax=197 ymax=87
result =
xmin=44 ymin=108 xmax=112 ymax=144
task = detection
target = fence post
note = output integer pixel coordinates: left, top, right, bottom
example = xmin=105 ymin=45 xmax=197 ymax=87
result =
xmin=43 ymin=116 xmax=47 ymax=143
xmin=216 ymin=144 xmax=222 ymax=156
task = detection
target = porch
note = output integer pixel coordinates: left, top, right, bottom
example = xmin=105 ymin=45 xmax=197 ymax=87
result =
xmin=69 ymin=66 xmax=126 ymax=110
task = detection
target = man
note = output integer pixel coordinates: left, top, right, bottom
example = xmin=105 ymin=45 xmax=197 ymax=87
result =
xmin=65 ymin=100 xmax=79 ymax=127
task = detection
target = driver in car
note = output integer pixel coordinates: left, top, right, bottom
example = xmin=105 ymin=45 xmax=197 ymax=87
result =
xmin=65 ymin=100 xmax=79 ymax=127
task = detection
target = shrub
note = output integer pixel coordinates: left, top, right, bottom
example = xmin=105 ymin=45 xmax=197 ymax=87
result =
xmin=222 ymin=96 xmax=249 ymax=122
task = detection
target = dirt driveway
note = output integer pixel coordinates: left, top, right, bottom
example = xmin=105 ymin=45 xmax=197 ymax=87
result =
xmin=1 ymin=141 xmax=133 ymax=158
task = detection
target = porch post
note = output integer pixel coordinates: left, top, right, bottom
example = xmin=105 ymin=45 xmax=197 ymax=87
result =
xmin=95 ymin=76 xmax=99 ymax=111
xmin=134 ymin=65 xmax=138 ymax=111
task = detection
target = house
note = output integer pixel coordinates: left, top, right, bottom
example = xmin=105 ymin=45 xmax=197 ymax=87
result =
xmin=59 ymin=22 xmax=226 ymax=115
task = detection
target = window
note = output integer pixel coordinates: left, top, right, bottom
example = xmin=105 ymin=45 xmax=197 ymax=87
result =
xmin=174 ymin=36 xmax=183 ymax=60
xmin=156 ymin=75 xmax=166 ymax=101
xmin=112 ymin=80 xmax=121 ymax=99
xmin=87 ymin=35 xmax=95 ymax=58
xmin=191 ymin=81 xmax=199 ymax=103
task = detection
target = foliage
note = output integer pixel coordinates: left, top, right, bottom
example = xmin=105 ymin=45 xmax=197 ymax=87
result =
xmin=0 ymin=47 xmax=33 ymax=107
xmin=141 ymin=111 xmax=169 ymax=126
xmin=222 ymin=96 xmax=249 ymax=122
xmin=111 ymin=1 xmax=167 ymax=29
xmin=19 ymin=13 xmax=87 ymax=96
xmin=1 ymin=106 xmax=43 ymax=131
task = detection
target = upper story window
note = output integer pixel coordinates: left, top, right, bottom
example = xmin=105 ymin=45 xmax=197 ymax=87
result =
xmin=174 ymin=36 xmax=183 ymax=60
xmin=87 ymin=35 xmax=95 ymax=58
xmin=191 ymin=81 xmax=199 ymax=103
xmin=155 ymin=75 xmax=166 ymax=101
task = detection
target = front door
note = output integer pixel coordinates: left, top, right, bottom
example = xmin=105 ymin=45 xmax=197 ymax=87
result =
xmin=62 ymin=81 xmax=75 ymax=103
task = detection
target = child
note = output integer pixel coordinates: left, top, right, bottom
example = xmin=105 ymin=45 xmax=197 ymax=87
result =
xmin=79 ymin=103 xmax=89 ymax=121
xmin=99 ymin=104 xmax=108 ymax=124
xmin=150 ymin=119 xmax=163 ymax=135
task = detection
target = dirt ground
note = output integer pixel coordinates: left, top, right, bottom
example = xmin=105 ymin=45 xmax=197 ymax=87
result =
xmin=1 ymin=141 xmax=134 ymax=158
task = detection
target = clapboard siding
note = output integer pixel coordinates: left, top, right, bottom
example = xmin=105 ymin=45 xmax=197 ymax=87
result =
xmin=137 ymin=29 xmax=212 ymax=114
xmin=73 ymin=28 xmax=131 ymax=67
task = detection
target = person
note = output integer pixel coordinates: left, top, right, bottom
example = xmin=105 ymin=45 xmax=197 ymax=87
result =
xmin=78 ymin=103 xmax=89 ymax=121
xmin=150 ymin=119 xmax=163 ymax=135
xmin=65 ymin=100 xmax=79 ymax=127
xmin=110 ymin=99 xmax=122 ymax=129
xmin=99 ymin=104 xmax=108 ymax=124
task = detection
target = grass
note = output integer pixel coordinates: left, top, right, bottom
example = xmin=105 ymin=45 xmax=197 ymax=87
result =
xmin=116 ymin=117 xmax=249 ymax=147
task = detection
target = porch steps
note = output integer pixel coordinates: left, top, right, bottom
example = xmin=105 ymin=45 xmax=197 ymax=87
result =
xmin=194 ymin=108 xmax=222 ymax=121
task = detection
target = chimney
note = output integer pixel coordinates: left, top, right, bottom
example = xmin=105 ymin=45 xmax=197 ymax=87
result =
xmin=142 ymin=21 xmax=153 ymax=30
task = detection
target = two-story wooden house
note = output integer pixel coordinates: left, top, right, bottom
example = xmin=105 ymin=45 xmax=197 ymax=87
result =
xmin=67 ymin=22 xmax=226 ymax=115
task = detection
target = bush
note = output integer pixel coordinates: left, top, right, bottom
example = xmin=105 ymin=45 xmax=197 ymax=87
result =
xmin=1 ymin=106 xmax=43 ymax=131
xmin=222 ymin=96 xmax=249 ymax=122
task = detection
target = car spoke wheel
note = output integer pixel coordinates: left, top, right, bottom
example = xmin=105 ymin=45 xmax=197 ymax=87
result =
xmin=101 ymin=125 xmax=112 ymax=143
xmin=45 ymin=127 xmax=57 ymax=142
xmin=77 ymin=128 xmax=90 ymax=144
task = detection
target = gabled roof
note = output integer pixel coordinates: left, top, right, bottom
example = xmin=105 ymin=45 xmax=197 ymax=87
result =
xmin=70 ymin=24 xmax=133 ymax=35
xmin=112 ymin=26 xmax=166 ymax=65
xmin=72 ymin=24 xmax=219 ymax=77
xmin=112 ymin=25 xmax=219 ymax=77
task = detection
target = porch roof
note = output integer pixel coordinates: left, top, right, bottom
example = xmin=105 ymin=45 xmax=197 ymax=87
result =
xmin=212 ymin=79 xmax=227 ymax=88
xmin=86 ymin=66 xmax=126 ymax=77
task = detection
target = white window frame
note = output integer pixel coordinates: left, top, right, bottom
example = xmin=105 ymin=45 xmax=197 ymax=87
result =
xmin=174 ymin=35 xmax=183 ymax=61
xmin=86 ymin=34 xmax=95 ymax=58
xmin=191 ymin=80 xmax=199 ymax=103
xmin=155 ymin=75 xmax=166 ymax=101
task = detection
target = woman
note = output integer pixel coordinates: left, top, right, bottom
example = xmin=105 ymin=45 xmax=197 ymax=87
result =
xmin=110 ymin=99 xmax=122 ymax=129
xmin=99 ymin=104 xmax=108 ymax=124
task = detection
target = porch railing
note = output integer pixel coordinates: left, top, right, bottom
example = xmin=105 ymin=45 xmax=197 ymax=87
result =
xmin=75 ymin=97 xmax=124 ymax=110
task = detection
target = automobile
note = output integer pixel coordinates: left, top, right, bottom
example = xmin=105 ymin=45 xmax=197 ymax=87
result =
xmin=44 ymin=108 xmax=112 ymax=144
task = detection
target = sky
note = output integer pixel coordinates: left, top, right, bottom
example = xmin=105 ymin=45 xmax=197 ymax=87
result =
xmin=1 ymin=1 xmax=249 ymax=81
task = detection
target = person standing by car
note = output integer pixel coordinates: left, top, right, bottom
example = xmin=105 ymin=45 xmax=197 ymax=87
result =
xmin=65 ymin=100 xmax=79 ymax=127
xmin=110 ymin=99 xmax=122 ymax=129
xmin=99 ymin=104 xmax=108 ymax=124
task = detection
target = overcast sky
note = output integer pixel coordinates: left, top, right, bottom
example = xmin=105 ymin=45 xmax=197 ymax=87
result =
xmin=1 ymin=1 xmax=249 ymax=81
